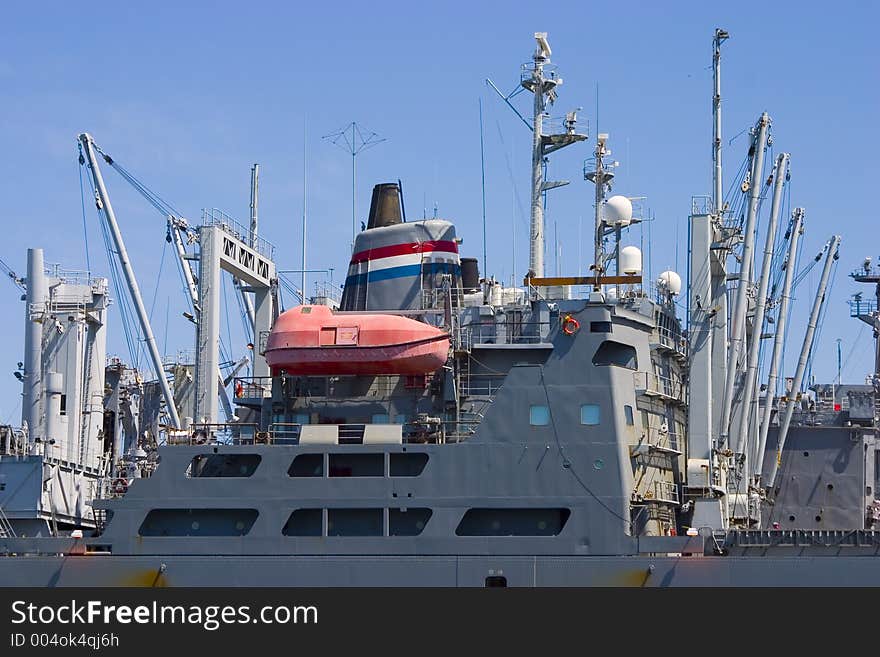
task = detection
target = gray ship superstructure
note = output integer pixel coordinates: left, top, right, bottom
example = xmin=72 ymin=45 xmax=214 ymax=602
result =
xmin=1 ymin=31 xmax=879 ymax=587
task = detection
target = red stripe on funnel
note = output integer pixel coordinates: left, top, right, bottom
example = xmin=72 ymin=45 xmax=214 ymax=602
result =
xmin=350 ymin=240 xmax=459 ymax=264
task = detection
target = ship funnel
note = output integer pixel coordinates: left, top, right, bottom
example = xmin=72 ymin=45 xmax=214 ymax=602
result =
xmin=367 ymin=183 xmax=403 ymax=229
xmin=460 ymin=257 xmax=481 ymax=292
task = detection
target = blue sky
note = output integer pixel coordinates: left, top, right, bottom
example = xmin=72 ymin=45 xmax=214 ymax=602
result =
xmin=0 ymin=1 xmax=878 ymax=422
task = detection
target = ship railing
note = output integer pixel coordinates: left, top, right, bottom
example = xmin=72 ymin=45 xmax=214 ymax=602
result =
xmin=266 ymin=423 xmax=302 ymax=444
xmin=653 ymin=324 xmax=687 ymax=358
xmin=182 ymin=423 xmax=261 ymax=445
xmin=520 ymin=61 xmax=559 ymax=86
xmin=442 ymin=420 xmax=482 ymax=444
xmin=201 ymin=208 xmax=276 ymax=260
xmin=44 ymin=265 xmax=96 ymax=287
xmin=420 ymin=287 xmax=466 ymax=310
xmin=690 ymin=195 xmax=714 ymax=216
xmin=233 ymin=376 xmax=273 ymax=400
xmin=310 ymin=281 xmax=342 ymax=305
xmin=460 ymin=372 xmax=506 ymax=397
xmin=462 ymin=320 xmax=551 ymax=345
xmin=638 ymin=426 xmax=681 ymax=453
xmin=645 ymin=480 xmax=680 ymax=505
xmin=634 ymin=371 xmax=686 ymax=405
xmin=849 ymin=298 xmax=876 ymax=317
xmin=163 ymin=349 xmax=196 ymax=367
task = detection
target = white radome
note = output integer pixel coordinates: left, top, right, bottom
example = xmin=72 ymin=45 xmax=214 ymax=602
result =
xmin=619 ymin=246 xmax=642 ymax=275
xmin=604 ymin=195 xmax=633 ymax=226
xmin=658 ymin=270 xmax=682 ymax=295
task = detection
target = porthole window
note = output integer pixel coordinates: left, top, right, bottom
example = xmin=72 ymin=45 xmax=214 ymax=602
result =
xmin=580 ymin=404 xmax=601 ymax=426
xmin=529 ymin=405 xmax=550 ymax=426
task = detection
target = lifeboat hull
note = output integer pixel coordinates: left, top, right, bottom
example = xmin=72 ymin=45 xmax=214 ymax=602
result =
xmin=265 ymin=305 xmax=449 ymax=376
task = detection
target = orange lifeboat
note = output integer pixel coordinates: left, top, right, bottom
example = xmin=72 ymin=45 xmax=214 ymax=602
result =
xmin=265 ymin=305 xmax=450 ymax=376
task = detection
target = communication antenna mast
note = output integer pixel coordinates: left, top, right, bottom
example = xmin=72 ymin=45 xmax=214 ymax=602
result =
xmin=323 ymin=122 xmax=386 ymax=251
xmin=486 ymin=32 xmax=587 ymax=279
xmin=712 ymin=28 xmax=729 ymax=215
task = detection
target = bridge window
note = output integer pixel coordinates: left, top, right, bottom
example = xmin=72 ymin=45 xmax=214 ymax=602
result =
xmin=327 ymin=508 xmax=382 ymax=536
xmin=456 ymin=508 xmax=570 ymax=536
xmin=288 ymin=453 xmax=324 ymax=477
xmin=592 ymin=340 xmax=638 ymax=370
xmin=187 ymin=454 xmax=261 ymax=478
xmin=389 ymin=508 xmax=432 ymax=536
xmin=590 ymin=321 xmax=612 ymax=333
xmin=138 ymin=509 xmax=258 ymax=537
xmin=390 ymin=452 xmax=429 ymax=477
xmin=580 ymin=404 xmax=601 ymax=426
xmin=329 ymin=453 xmax=384 ymax=477
xmin=283 ymin=509 xmax=322 ymax=536
xmin=529 ymin=405 xmax=550 ymax=426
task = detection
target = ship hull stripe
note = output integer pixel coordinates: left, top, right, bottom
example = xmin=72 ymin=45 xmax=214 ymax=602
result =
xmin=349 ymin=240 xmax=459 ymax=264
xmin=344 ymin=262 xmax=460 ymax=286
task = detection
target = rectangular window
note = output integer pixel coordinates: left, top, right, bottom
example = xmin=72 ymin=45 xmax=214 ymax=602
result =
xmin=529 ymin=405 xmax=550 ymax=426
xmin=592 ymin=340 xmax=638 ymax=370
xmin=455 ymin=508 xmax=570 ymax=536
xmin=288 ymin=453 xmax=324 ymax=477
xmin=329 ymin=453 xmax=384 ymax=477
xmin=389 ymin=508 xmax=432 ymax=536
xmin=327 ymin=508 xmax=383 ymax=536
xmin=283 ymin=509 xmax=323 ymax=536
xmin=590 ymin=321 xmax=612 ymax=333
xmin=59 ymin=394 xmax=67 ymax=416
xmin=580 ymin=404 xmax=601 ymax=425
xmin=371 ymin=413 xmax=389 ymax=424
xmin=139 ymin=509 xmax=258 ymax=537
xmin=390 ymin=452 xmax=429 ymax=477
xmin=294 ymin=413 xmax=310 ymax=425
xmin=188 ymin=454 xmax=261 ymax=478
xmin=624 ymin=405 xmax=634 ymax=426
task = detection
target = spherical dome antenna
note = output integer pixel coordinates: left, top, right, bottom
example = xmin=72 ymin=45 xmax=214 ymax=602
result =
xmin=619 ymin=246 xmax=642 ymax=275
xmin=604 ymin=195 xmax=633 ymax=226
xmin=657 ymin=270 xmax=682 ymax=296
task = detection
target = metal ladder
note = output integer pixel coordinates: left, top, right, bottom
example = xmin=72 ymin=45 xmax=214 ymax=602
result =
xmin=0 ymin=503 xmax=16 ymax=538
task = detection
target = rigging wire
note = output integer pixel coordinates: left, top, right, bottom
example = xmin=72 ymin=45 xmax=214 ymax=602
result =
xmin=77 ymin=143 xmax=91 ymax=274
xmin=805 ymin=258 xmax=839 ymax=385
xmin=137 ymin=240 xmax=168 ymax=366
xmin=93 ymin=198 xmax=139 ymax=365
xmin=0 ymin=256 xmax=25 ymax=291
xmin=841 ymin=324 xmax=866 ymax=379
xmin=93 ymin=145 xmax=184 ymax=220
xmin=537 ymin=367 xmax=634 ymax=529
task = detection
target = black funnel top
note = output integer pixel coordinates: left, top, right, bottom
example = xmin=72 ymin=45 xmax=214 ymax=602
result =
xmin=367 ymin=183 xmax=403 ymax=229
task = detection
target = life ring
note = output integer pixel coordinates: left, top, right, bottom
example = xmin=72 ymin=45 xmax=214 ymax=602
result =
xmin=234 ymin=382 xmax=244 ymax=398
xmin=111 ymin=478 xmax=128 ymax=495
xmin=562 ymin=315 xmax=580 ymax=336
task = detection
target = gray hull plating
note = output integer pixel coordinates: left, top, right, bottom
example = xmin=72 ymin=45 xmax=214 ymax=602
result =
xmin=2 ymin=555 xmax=879 ymax=587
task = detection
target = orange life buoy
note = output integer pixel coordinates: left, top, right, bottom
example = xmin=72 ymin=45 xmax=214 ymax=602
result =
xmin=234 ymin=382 xmax=244 ymax=398
xmin=562 ymin=315 xmax=580 ymax=336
